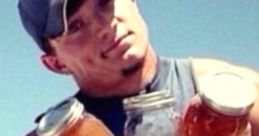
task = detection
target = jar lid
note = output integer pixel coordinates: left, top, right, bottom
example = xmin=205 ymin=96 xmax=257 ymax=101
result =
xmin=198 ymin=71 xmax=257 ymax=116
xmin=36 ymin=98 xmax=84 ymax=136
xmin=123 ymin=90 xmax=174 ymax=115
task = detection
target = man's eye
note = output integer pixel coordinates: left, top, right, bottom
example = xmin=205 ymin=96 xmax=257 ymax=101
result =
xmin=67 ymin=20 xmax=83 ymax=34
xmin=98 ymin=0 xmax=112 ymax=7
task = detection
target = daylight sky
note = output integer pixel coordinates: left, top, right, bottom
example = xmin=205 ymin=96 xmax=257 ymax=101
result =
xmin=0 ymin=0 xmax=259 ymax=135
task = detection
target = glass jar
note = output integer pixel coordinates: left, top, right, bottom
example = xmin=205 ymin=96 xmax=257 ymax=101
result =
xmin=177 ymin=71 xmax=257 ymax=136
xmin=123 ymin=90 xmax=179 ymax=136
xmin=36 ymin=97 xmax=114 ymax=136
xmin=25 ymin=130 xmax=38 ymax=136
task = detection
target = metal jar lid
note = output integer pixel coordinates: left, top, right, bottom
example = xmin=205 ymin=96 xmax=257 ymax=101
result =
xmin=198 ymin=71 xmax=257 ymax=116
xmin=36 ymin=97 xmax=84 ymax=136
xmin=123 ymin=90 xmax=174 ymax=115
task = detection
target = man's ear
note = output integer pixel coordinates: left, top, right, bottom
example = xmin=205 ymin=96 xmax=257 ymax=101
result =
xmin=41 ymin=54 xmax=72 ymax=75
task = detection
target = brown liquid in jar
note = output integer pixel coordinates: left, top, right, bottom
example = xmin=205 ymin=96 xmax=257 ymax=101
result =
xmin=25 ymin=130 xmax=38 ymax=136
xmin=36 ymin=98 xmax=114 ymax=136
xmin=177 ymin=96 xmax=249 ymax=136
xmin=176 ymin=71 xmax=257 ymax=136
xmin=60 ymin=115 xmax=113 ymax=136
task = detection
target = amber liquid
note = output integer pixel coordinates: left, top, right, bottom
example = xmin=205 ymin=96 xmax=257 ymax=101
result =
xmin=25 ymin=130 xmax=38 ymax=136
xmin=60 ymin=115 xmax=114 ymax=136
xmin=177 ymin=96 xmax=248 ymax=136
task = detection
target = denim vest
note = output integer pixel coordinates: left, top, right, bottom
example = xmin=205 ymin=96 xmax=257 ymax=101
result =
xmin=74 ymin=57 xmax=197 ymax=136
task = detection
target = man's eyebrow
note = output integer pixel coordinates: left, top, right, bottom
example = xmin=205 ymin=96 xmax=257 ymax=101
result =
xmin=66 ymin=0 xmax=86 ymax=19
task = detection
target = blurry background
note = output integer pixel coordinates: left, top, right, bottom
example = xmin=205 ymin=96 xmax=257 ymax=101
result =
xmin=0 ymin=0 xmax=258 ymax=135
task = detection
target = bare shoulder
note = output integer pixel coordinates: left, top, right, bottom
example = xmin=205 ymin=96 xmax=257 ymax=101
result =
xmin=191 ymin=57 xmax=259 ymax=135
xmin=192 ymin=58 xmax=259 ymax=80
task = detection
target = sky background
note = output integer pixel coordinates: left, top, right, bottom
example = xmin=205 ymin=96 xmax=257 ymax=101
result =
xmin=1 ymin=0 xmax=259 ymax=135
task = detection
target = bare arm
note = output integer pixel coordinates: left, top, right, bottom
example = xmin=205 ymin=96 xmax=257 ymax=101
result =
xmin=192 ymin=58 xmax=259 ymax=135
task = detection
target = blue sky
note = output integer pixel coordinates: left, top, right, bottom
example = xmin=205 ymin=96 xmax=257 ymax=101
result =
xmin=1 ymin=0 xmax=259 ymax=135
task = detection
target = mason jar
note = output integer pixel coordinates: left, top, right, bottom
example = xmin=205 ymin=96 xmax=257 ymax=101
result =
xmin=123 ymin=90 xmax=179 ymax=136
xmin=25 ymin=130 xmax=38 ymax=136
xmin=177 ymin=71 xmax=257 ymax=136
xmin=36 ymin=97 xmax=114 ymax=136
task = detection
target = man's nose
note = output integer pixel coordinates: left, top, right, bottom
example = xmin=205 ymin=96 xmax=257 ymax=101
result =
xmin=113 ymin=0 xmax=126 ymax=23
xmin=96 ymin=0 xmax=125 ymax=40
xmin=96 ymin=17 xmax=117 ymax=40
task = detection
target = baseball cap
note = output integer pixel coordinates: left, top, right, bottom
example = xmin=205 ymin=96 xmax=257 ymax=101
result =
xmin=18 ymin=0 xmax=69 ymax=52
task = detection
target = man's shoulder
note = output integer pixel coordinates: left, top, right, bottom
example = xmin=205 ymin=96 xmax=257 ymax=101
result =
xmin=192 ymin=57 xmax=259 ymax=79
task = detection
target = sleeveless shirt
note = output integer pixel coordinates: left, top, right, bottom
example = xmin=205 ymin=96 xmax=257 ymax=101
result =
xmin=74 ymin=57 xmax=197 ymax=136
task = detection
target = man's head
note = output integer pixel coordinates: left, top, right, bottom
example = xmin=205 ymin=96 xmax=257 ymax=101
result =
xmin=18 ymin=0 xmax=157 ymax=97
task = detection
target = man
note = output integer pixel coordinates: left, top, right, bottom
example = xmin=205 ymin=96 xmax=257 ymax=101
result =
xmin=18 ymin=0 xmax=259 ymax=135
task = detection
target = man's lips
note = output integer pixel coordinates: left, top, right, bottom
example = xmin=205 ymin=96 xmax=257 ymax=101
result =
xmin=102 ymin=31 xmax=133 ymax=55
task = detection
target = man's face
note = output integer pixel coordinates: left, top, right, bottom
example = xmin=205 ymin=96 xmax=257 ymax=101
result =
xmin=46 ymin=0 xmax=154 ymax=96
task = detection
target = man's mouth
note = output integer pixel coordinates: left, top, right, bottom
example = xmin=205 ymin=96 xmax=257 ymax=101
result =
xmin=101 ymin=31 xmax=133 ymax=58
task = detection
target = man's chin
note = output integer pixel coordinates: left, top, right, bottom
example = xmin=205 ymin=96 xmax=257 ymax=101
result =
xmin=121 ymin=59 xmax=143 ymax=77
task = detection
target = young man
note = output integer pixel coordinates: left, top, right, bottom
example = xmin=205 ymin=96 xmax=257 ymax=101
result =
xmin=18 ymin=0 xmax=259 ymax=135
